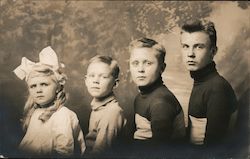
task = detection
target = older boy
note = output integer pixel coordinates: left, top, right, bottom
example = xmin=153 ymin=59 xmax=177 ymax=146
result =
xmin=180 ymin=20 xmax=237 ymax=146
xmin=129 ymin=38 xmax=185 ymax=152
xmin=84 ymin=55 xmax=126 ymax=156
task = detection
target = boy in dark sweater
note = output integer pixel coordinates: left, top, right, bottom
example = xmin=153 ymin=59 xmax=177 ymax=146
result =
xmin=180 ymin=20 xmax=237 ymax=147
xmin=129 ymin=37 xmax=185 ymax=155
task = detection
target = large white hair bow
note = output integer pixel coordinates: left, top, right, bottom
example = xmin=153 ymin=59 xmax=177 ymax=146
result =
xmin=13 ymin=46 xmax=65 ymax=82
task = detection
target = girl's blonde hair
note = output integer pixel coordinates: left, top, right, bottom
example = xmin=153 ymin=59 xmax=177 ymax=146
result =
xmin=21 ymin=64 xmax=67 ymax=132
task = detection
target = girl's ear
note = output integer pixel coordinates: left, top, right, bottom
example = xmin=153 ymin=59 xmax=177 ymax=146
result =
xmin=113 ymin=79 xmax=119 ymax=89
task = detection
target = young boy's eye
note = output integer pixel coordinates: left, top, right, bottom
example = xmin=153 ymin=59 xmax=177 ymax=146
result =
xmin=87 ymin=74 xmax=95 ymax=78
xmin=131 ymin=61 xmax=139 ymax=66
xmin=182 ymin=44 xmax=189 ymax=49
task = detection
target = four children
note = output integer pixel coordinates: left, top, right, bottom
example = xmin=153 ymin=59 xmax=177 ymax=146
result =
xmin=13 ymin=20 xmax=237 ymax=157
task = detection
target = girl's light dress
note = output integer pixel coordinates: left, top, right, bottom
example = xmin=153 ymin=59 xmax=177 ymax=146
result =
xmin=19 ymin=106 xmax=85 ymax=156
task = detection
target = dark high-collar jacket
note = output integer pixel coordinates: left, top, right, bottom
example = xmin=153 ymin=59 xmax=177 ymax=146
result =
xmin=188 ymin=61 xmax=237 ymax=145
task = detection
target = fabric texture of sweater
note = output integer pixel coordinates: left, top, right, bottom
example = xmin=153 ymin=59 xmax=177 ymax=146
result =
xmin=133 ymin=78 xmax=186 ymax=144
xmin=188 ymin=61 xmax=237 ymax=145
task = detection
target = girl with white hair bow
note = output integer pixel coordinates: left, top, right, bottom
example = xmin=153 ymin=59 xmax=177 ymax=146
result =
xmin=13 ymin=46 xmax=85 ymax=157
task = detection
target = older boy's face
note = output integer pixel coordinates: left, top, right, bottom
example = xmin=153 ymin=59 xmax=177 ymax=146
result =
xmin=85 ymin=62 xmax=116 ymax=99
xmin=181 ymin=31 xmax=214 ymax=71
xmin=130 ymin=48 xmax=162 ymax=87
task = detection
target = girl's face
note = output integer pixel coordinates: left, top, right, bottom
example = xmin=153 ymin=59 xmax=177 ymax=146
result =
xmin=85 ymin=62 xmax=116 ymax=100
xmin=27 ymin=76 xmax=58 ymax=106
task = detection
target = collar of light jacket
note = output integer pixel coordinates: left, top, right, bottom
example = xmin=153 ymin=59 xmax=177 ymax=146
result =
xmin=90 ymin=93 xmax=116 ymax=111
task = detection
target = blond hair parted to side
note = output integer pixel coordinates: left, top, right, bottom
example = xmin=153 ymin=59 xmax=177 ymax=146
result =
xmin=88 ymin=55 xmax=120 ymax=80
xmin=129 ymin=37 xmax=166 ymax=65
xmin=22 ymin=64 xmax=67 ymax=132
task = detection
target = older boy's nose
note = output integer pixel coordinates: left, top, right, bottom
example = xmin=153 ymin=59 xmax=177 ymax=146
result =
xmin=187 ymin=49 xmax=195 ymax=57
xmin=138 ymin=64 xmax=145 ymax=73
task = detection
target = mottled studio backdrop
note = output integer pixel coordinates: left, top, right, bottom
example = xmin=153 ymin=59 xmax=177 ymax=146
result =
xmin=0 ymin=0 xmax=249 ymax=157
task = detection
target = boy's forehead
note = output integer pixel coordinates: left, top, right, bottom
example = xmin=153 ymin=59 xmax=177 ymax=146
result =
xmin=87 ymin=62 xmax=112 ymax=73
xmin=130 ymin=47 xmax=158 ymax=59
xmin=181 ymin=31 xmax=210 ymax=44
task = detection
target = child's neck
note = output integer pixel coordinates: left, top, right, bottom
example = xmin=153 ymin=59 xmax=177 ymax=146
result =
xmin=37 ymin=100 xmax=55 ymax=108
xmin=94 ymin=92 xmax=114 ymax=102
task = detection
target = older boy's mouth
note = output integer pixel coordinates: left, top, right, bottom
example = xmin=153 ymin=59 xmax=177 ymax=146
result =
xmin=137 ymin=76 xmax=146 ymax=80
xmin=91 ymin=87 xmax=100 ymax=89
xmin=187 ymin=61 xmax=196 ymax=65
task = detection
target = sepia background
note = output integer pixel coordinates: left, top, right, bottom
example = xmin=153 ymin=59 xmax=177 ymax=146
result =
xmin=0 ymin=1 xmax=249 ymax=157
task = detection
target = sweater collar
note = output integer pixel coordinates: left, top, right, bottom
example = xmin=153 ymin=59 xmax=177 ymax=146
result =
xmin=91 ymin=93 xmax=116 ymax=111
xmin=138 ymin=77 xmax=163 ymax=95
xmin=190 ymin=61 xmax=217 ymax=82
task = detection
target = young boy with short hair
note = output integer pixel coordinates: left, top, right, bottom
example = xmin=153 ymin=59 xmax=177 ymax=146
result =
xmin=129 ymin=37 xmax=186 ymax=154
xmin=84 ymin=55 xmax=126 ymax=156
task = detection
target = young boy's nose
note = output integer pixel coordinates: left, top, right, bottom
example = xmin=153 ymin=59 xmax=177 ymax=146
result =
xmin=93 ymin=76 xmax=100 ymax=84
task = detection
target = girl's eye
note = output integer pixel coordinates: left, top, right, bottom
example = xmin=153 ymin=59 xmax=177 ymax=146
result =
xmin=30 ymin=84 xmax=36 ymax=89
xmin=101 ymin=75 xmax=110 ymax=79
xmin=41 ymin=83 xmax=48 ymax=86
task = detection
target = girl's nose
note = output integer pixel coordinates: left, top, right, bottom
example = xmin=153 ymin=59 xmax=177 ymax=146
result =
xmin=36 ymin=86 xmax=42 ymax=93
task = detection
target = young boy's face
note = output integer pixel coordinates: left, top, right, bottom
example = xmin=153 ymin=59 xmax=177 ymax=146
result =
xmin=27 ymin=76 xmax=58 ymax=106
xmin=181 ymin=31 xmax=214 ymax=71
xmin=130 ymin=47 xmax=162 ymax=87
xmin=85 ymin=62 xmax=116 ymax=99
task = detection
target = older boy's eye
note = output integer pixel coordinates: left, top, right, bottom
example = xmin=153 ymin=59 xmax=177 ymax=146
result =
xmin=145 ymin=61 xmax=152 ymax=66
xmin=195 ymin=44 xmax=205 ymax=49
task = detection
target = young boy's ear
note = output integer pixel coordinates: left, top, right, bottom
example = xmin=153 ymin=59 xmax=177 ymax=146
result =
xmin=113 ymin=79 xmax=119 ymax=89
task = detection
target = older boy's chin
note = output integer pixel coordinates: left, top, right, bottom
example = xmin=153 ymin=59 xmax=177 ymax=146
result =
xmin=134 ymin=81 xmax=150 ymax=87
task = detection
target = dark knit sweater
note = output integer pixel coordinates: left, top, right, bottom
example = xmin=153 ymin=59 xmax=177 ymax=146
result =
xmin=188 ymin=62 xmax=237 ymax=145
xmin=134 ymin=78 xmax=185 ymax=144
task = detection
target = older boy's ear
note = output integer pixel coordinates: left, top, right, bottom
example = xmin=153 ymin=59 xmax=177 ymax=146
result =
xmin=161 ymin=63 xmax=166 ymax=73
xmin=211 ymin=46 xmax=218 ymax=57
xmin=113 ymin=79 xmax=119 ymax=89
